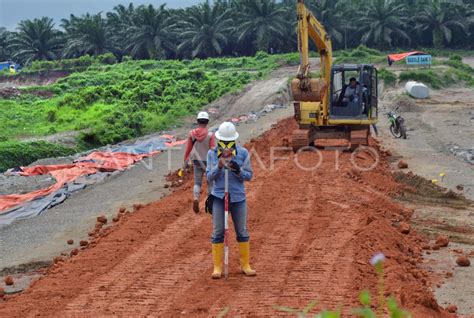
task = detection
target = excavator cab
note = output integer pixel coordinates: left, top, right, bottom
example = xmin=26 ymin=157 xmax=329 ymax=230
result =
xmin=330 ymin=64 xmax=378 ymax=120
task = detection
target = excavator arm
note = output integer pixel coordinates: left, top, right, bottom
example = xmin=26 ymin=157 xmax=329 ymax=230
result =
xmin=296 ymin=0 xmax=332 ymax=83
xmin=293 ymin=0 xmax=332 ymax=107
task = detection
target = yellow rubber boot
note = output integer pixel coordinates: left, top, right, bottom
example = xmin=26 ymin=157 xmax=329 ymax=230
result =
xmin=239 ymin=242 xmax=256 ymax=276
xmin=211 ymin=243 xmax=224 ymax=279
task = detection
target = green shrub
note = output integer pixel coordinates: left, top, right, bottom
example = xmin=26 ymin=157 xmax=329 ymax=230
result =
xmin=378 ymin=68 xmax=397 ymax=86
xmin=399 ymin=69 xmax=443 ymax=89
xmin=98 ymin=53 xmax=117 ymax=65
xmin=443 ymin=68 xmax=472 ymax=83
xmin=255 ymin=51 xmax=269 ymax=60
xmin=449 ymin=54 xmax=462 ymax=62
xmin=29 ymin=60 xmax=56 ymax=71
xmin=0 ymin=141 xmax=76 ymax=172
xmin=443 ymin=58 xmax=473 ymax=72
xmin=80 ymin=106 xmax=145 ymax=146
xmin=47 ymin=110 xmax=57 ymax=122
xmin=75 ymin=54 xmax=94 ymax=68
xmin=334 ymin=45 xmax=386 ymax=64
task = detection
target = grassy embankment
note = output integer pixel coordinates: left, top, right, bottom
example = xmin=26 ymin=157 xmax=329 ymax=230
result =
xmin=0 ymin=52 xmax=299 ymax=171
xmin=334 ymin=46 xmax=474 ymax=89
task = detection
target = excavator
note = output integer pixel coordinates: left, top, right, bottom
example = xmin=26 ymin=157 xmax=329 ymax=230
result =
xmin=291 ymin=0 xmax=378 ymax=151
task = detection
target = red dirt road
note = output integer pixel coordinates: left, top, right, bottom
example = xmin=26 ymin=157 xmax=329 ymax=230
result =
xmin=0 ymin=119 xmax=452 ymax=317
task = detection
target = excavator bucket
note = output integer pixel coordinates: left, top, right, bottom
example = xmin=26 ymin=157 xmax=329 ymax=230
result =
xmin=291 ymin=78 xmax=327 ymax=102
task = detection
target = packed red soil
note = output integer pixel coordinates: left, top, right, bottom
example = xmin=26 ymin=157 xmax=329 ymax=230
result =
xmin=0 ymin=118 xmax=453 ymax=317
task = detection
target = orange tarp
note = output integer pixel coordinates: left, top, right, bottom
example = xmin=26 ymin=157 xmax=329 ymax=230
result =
xmin=0 ymin=151 xmax=159 ymax=213
xmin=387 ymin=51 xmax=427 ymax=64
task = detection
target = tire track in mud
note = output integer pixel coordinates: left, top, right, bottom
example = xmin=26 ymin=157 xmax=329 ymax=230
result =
xmin=62 ymin=214 xmax=210 ymax=315
xmin=0 ymin=118 xmax=452 ymax=317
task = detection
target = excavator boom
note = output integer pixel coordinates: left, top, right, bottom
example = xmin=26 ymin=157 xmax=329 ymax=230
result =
xmin=292 ymin=0 xmax=332 ymax=111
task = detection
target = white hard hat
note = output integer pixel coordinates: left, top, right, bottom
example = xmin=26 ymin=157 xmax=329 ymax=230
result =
xmin=197 ymin=111 xmax=209 ymax=120
xmin=215 ymin=122 xmax=239 ymax=141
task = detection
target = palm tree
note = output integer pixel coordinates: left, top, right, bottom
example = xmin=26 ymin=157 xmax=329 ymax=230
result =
xmin=125 ymin=4 xmax=176 ymax=59
xmin=8 ymin=17 xmax=63 ymax=64
xmin=107 ymin=3 xmax=135 ymax=27
xmin=357 ymin=0 xmax=411 ymax=48
xmin=61 ymin=13 xmax=112 ymax=57
xmin=467 ymin=2 xmax=474 ymax=48
xmin=306 ymin=0 xmax=350 ymax=49
xmin=177 ymin=1 xmax=233 ymax=58
xmin=275 ymin=0 xmax=297 ymax=53
xmin=0 ymin=27 xmax=11 ymax=61
xmin=237 ymin=0 xmax=287 ymax=53
xmin=106 ymin=3 xmax=135 ymax=57
xmin=416 ymin=0 xmax=469 ymax=47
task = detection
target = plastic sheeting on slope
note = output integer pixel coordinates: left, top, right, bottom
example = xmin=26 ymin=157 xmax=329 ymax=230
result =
xmin=0 ymin=134 xmax=187 ymax=226
xmin=0 ymin=155 xmax=151 ymax=213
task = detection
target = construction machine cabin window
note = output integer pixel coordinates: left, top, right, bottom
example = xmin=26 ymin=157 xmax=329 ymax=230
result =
xmin=370 ymin=68 xmax=378 ymax=119
xmin=330 ymin=66 xmax=373 ymax=119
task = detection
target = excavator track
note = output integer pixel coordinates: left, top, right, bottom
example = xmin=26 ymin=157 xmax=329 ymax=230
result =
xmin=350 ymin=126 xmax=370 ymax=151
xmin=291 ymin=129 xmax=310 ymax=152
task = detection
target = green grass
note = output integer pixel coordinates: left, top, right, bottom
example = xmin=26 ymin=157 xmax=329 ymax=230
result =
xmin=0 ymin=140 xmax=77 ymax=172
xmin=334 ymin=45 xmax=386 ymax=65
xmin=399 ymin=55 xmax=474 ymax=89
xmin=0 ymin=52 xmax=298 ymax=168
xmin=378 ymin=68 xmax=397 ymax=86
xmin=421 ymin=48 xmax=474 ymax=57
xmin=398 ymin=69 xmax=443 ymax=89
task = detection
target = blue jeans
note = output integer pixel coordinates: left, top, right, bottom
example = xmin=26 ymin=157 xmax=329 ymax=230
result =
xmin=211 ymin=198 xmax=249 ymax=244
xmin=193 ymin=160 xmax=212 ymax=200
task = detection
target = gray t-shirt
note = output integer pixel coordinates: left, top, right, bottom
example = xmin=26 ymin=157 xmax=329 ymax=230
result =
xmin=344 ymin=84 xmax=361 ymax=102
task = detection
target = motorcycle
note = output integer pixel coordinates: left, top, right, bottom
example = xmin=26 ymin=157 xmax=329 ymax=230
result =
xmin=386 ymin=107 xmax=407 ymax=139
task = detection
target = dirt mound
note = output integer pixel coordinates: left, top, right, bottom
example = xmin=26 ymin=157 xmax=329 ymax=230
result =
xmin=394 ymin=171 xmax=469 ymax=206
xmin=390 ymin=96 xmax=423 ymax=113
xmin=30 ymin=90 xmax=55 ymax=98
xmin=165 ymin=167 xmax=192 ymax=188
xmin=0 ymin=118 xmax=450 ymax=317
xmin=0 ymin=71 xmax=69 ymax=87
xmin=0 ymin=87 xmax=20 ymax=99
xmin=0 ymin=87 xmax=54 ymax=99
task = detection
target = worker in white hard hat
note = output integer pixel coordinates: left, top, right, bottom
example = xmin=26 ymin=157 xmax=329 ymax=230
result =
xmin=183 ymin=111 xmax=215 ymax=213
xmin=206 ymin=122 xmax=256 ymax=279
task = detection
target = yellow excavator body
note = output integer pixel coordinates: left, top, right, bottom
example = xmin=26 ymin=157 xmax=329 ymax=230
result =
xmin=291 ymin=0 xmax=378 ymax=151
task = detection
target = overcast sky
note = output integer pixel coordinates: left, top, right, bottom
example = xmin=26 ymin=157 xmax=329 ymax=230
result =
xmin=0 ymin=0 xmax=202 ymax=30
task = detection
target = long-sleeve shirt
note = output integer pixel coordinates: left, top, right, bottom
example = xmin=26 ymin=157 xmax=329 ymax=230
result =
xmin=206 ymin=145 xmax=253 ymax=203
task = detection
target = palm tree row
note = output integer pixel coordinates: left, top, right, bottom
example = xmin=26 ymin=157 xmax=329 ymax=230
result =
xmin=1 ymin=0 xmax=473 ymax=65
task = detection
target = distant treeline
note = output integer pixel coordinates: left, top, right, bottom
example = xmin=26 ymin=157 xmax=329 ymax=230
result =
xmin=0 ymin=0 xmax=473 ymax=65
